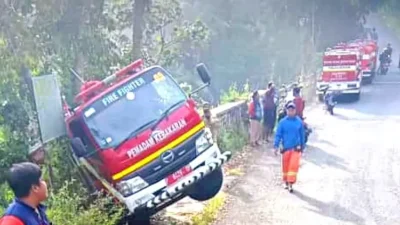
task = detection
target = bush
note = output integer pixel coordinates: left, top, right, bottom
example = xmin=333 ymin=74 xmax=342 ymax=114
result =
xmin=217 ymin=126 xmax=248 ymax=155
xmin=0 ymin=180 xmax=124 ymax=225
xmin=220 ymin=82 xmax=250 ymax=104
xmin=47 ymin=180 xmax=124 ymax=225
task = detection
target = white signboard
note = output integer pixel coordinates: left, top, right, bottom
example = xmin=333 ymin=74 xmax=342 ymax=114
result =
xmin=32 ymin=74 xmax=66 ymax=144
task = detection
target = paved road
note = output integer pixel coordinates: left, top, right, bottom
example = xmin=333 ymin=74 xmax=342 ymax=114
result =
xmin=213 ymin=16 xmax=400 ymax=225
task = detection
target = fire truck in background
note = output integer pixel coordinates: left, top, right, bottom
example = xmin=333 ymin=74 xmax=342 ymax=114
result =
xmin=333 ymin=40 xmax=378 ymax=84
xmin=350 ymin=39 xmax=379 ymax=83
xmin=316 ymin=48 xmax=362 ymax=101
xmin=64 ymin=59 xmax=231 ymax=224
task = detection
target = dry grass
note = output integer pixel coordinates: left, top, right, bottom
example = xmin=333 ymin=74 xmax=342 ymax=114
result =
xmin=190 ymin=192 xmax=226 ymax=225
xmin=225 ymin=168 xmax=244 ymax=176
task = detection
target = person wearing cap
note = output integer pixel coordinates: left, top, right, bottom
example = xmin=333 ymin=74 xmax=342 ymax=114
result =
xmin=273 ymin=102 xmax=305 ymax=193
xmin=248 ymin=90 xmax=263 ymax=147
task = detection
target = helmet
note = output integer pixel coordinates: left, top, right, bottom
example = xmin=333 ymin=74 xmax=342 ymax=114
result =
xmin=202 ymin=102 xmax=211 ymax=111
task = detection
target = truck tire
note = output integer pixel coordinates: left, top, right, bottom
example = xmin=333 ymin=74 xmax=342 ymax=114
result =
xmin=353 ymin=93 xmax=360 ymax=101
xmin=187 ymin=167 xmax=223 ymax=201
xmin=363 ymin=76 xmax=372 ymax=84
xmin=124 ymin=214 xmax=151 ymax=225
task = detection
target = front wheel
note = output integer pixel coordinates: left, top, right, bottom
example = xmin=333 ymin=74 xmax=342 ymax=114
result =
xmin=187 ymin=167 xmax=223 ymax=201
xmin=363 ymin=76 xmax=372 ymax=84
xmin=122 ymin=213 xmax=151 ymax=225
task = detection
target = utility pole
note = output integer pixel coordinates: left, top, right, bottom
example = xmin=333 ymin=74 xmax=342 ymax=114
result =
xmin=311 ymin=0 xmax=315 ymax=47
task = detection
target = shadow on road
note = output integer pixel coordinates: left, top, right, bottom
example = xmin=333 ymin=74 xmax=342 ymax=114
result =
xmin=293 ymin=191 xmax=365 ymax=224
xmin=304 ymin=144 xmax=350 ymax=172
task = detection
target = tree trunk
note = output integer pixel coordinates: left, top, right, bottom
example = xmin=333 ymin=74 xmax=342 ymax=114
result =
xmin=132 ymin=0 xmax=147 ymax=60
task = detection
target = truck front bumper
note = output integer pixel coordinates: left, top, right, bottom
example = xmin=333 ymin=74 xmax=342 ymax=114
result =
xmin=123 ymin=144 xmax=231 ymax=213
xmin=362 ymin=70 xmax=374 ymax=77
xmin=316 ymin=82 xmax=361 ymax=95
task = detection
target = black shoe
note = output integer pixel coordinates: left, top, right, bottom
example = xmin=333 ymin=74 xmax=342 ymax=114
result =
xmin=284 ymin=182 xmax=289 ymax=189
xmin=288 ymin=184 xmax=294 ymax=193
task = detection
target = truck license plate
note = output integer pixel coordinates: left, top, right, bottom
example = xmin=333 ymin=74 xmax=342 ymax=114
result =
xmin=166 ymin=166 xmax=192 ymax=186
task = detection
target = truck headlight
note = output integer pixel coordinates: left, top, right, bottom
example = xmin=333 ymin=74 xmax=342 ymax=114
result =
xmin=116 ymin=177 xmax=149 ymax=197
xmin=196 ymin=128 xmax=214 ymax=154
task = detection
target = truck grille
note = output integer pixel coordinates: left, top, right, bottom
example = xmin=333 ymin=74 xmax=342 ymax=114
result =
xmin=122 ymin=130 xmax=203 ymax=185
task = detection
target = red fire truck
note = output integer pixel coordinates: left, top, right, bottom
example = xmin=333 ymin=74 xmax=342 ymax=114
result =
xmin=64 ymin=59 xmax=231 ymax=223
xmin=316 ymin=48 xmax=362 ymax=101
xmin=333 ymin=40 xmax=378 ymax=84
xmin=349 ymin=39 xmax=379 ymax=83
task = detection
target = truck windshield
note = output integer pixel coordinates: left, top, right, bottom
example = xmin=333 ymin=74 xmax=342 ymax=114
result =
xmin=82 ymin=67 xmax=187 ymax=149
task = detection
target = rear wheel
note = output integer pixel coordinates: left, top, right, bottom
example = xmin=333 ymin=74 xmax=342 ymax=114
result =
xmin=187 ymin=167 xmax=223 ymax=201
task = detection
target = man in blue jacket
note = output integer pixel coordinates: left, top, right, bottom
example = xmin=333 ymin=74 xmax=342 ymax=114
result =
xmin=0 ymin=162 xmax=51 ymax=225
xmin=274 ymin=102 xmax=305 ymax=193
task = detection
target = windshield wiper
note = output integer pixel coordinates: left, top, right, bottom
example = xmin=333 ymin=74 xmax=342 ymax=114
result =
xmin=150 ymin=99 xmax=186 ymax=131
xmin=114 ymin=119 xmax=157 ymax=149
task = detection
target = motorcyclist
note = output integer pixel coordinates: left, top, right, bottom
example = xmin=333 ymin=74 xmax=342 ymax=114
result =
xmin=378 ymin=44 xmax=392 ymax=74
xmin=382 ymin=43 xmax=393 ymax=62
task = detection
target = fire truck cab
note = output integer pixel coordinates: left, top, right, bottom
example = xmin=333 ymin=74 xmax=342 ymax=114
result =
xmin=316 ymin=48 xmax=362 ymax=101
xmin=65 ymin=59 xmax=231 ymax=222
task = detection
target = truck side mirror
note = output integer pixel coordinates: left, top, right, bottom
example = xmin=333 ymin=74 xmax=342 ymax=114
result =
xmin=196 ymin=63 xmax=211 ymax=84
xmin=70 ymin=137 xmax=87 ymax=158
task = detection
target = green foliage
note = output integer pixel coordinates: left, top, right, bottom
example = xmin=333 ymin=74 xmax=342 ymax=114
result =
xmin=378 ymin=1 xmax=400 ymax=37
xmin=217 ymin=126 xmax=248 ymax=155
xmin=220 ymin=82 xmax=250 ymax=104
xmin=46 ymin=181 xmax=124 ymax=225
xmin=0 ymin=0 xmax=210 ymax=222
xmin=0 ymin=180 xmax=124 ymax=225
xmin=184 ymin=0 xmax=375 ymax=90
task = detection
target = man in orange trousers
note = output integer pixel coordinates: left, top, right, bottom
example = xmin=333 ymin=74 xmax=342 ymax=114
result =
xmin=274 ymin=102 xmax=305 ymax=193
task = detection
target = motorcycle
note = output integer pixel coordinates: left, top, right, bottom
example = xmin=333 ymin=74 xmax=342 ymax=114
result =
xmin=323 ymin=91 xmax=338 ymax=115
xmin=379 ymin=55 xmax=391 ymax=75
xmin=380 ymin=62 xmax=390 ymax=75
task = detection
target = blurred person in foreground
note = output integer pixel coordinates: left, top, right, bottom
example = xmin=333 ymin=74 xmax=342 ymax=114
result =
xmin=0 ymin=162 xmax=51 ymax=225
xmin=202 ymin=102 xmax=220 ymax=144
xmin=248 ymin=90 xmax=263 ymax=147
xmin=262 ymin=82 xmax=277 ymax=142
xmin=274 ymin=102 xmax=305 ymax=193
